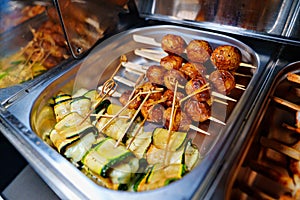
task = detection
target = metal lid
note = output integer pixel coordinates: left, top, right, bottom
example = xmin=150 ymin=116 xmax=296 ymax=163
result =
xmin=52 ymin=0 xmax=129 ymax=58
xmin=134 ymin=0 xmax=300 ymax=45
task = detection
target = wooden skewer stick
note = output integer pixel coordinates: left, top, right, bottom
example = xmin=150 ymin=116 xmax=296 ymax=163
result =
xmin=126 ymin=113 xmax=149 ymax=150
xmin=212 ymin=98 xmax=228 ymax=105
xmin=140 ymin=48 xmax=168 ymax=56
xmin=122 ymin=61 xmax=148 ymax=74
xmin=80 ymin=55 xmax=127 ymax=125
xmin=235 ymin=85 xmax=246 ymax=90
xmin=211 ymin=91 xmax=237 ymax=102
xmin=209 ymin=116 xmax=226 ymax=125
xmin=287 ymin=73 xmax=300 ymax=84
xmin=236 ymin=83 xmax=246 ymax=88
xmin=179 ymin=83 xmax=210 ymax=104
xmin=98 ymin=85 xmax=121 ymax=97
xmin=189 ymin=125 xmax=211 ymax=135
xmin=97 ymin=92 xmax=141 ymax=134
xmin=115 ymin=91 xmax=152 ymax=147
xmin=114 ymin=76 xmax=136 ymax=87
xmin=91 ymin=114 xmax=130 ymax=119
xmin=134 ymin=49 xmax=161 ymax=63
xmin=239 ymin=62 xmax=256 ymax=69
xmin=128 ymin=73 xmax=146 ymax=101
xmin=164 ymin=81 xmax=178 ymax=165
xmin=233 ymin=72 xmax=252 ymax=78
xmin=273 ymin=96 xmax=300 ymax=111
xmin=133 ymin=34 xmax=161 ymax=47
xmin=282 ymin=123 xmax=300 ymax=134
xmin=260 ymin=136 xmax=300 ymax=160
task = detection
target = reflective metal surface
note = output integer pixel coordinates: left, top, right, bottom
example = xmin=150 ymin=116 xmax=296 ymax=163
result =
xmin=53 ymin=0 xmax=130 ymax=58
xmin=134 ymin=0 xmax=300 ymax=43
xmin=224 ymin=61 xmax=300 ymax=199
xmin=0 ymin=25 xmax=269 ymax=199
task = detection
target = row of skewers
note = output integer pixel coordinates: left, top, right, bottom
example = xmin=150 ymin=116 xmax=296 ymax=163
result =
xmin=40 ymin=32 xmax=256 ymax=192
xmin=230 ymin=72 xmax=300 ymax=199
xmin=105 ymin=33 xmax=256 ymax=137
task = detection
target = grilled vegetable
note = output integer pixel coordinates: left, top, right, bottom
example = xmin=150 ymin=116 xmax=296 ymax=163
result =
xmin=135 ymin=163 xmax=186 ymax=191
xmin=184 ymin=139 xmax=200 ymax=171
xmin=70 ymin=96 xmax=91 ymax=118
xmin=126 ymin=131 xmax=152 ymax=159
xmin=152 ymin=128 xmax=187 ymax=151
xmin=146 ymin=144 xmax=185 ymax=165
xmin=50 ymin=112 xmax=97 ymax=162
xmin=81 ymin=137 xmax=136 ymax=178
xmin=53 ymin=93 xmax=72 ymax=122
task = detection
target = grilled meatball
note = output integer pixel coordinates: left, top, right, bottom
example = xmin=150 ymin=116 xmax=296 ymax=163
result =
xmin=185 ymin=76 xmax=210 ymax=102
xmin=164 ymin=69 xmax=187 ymax=91
xmin=163 ymin=108 xmax=192 ymax=131
xmin=162 ymin=89 xmax=185 ymax=108
xmin=211 ymin=45 xmax=242 ymax=71
xmin=186 ymin=40 xmax=213 ymax=63
xmin=209 ymin=70 xmax=235 ymax=94
xmin=141 ymin=100 xmax=165 ymax=123
xmin=160 ymin=54 xmax=184 ymax=70
xmin=161 ymin=34 xmax=187 ymax=55
xmin=119 ymin=90 xmax=141 ymax=110
xmin=179 ymin=62 xmax=207 ymax=80
xmin=137 ymin=82 xmax=163 ymax=101
xmin=146 ymin=65 xmax=166 ymax=85
xmin=183 ymin=99 xmax=211 ymax=122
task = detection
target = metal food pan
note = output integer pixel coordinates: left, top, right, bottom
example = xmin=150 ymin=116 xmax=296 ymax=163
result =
xmin=2 ymin=25 xmax=262 ymax=199
xmin=0 ymin=10 xmax=74 ymax=106
xmin=222 ymin=61 xmax=300 ymax=200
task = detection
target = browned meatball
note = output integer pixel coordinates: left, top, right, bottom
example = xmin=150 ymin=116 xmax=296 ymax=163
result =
xmin=160 ymin=54 xmax=184 ymax=70
xmin=185 ymin=76 xmax=210 ymax=102
xmin=162 ymin=89 xmax=185 ymax=108
xmin=183 ymin=99 xmax=211 ymax=122
xmin=186 ymin=40 xmax=213 ymax=63
xmin=119 ymin=90 xmax=141 ymax=110
xmin=164 ymin=69 xmax=187 ymax=91
xmin=161 ymin=34 xmax=187 ymax=55
xmin=211 ymin=45 xmax=242 ymax=71
xmin=209 ymin=70 xmax=235 ymax=94
xmin=146 ymin=65 xmax=167 ymax=85
xmin=163 ymin=108 xmax=192 ymax=131
xmin=179 ymin=62 xmax=207 ymax=80
xmin=141 ymin=100 xmax=165 ymax=124
xmin=137 ymin=82 xmax=163 ymax=101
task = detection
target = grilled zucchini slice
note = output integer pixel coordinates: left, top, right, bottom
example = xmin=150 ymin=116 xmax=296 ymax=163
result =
xmin=82 ymin=137 xmax=134 ymax=178
xmin=50 ymin=112 xmax=96 ymax=155
xmin=135 ymin=163 xmax=186 ymax=191
xmin=53 ymin=93 xmax=72 ymax=122
xmin=152 ymin=128 xmax=187 ymax=151
xmin=184 ymin=139 xmax=200 ymax=171
xmin=146 ymin=144 xmax=185 ymax=165
xmin=70 ymin=96 xmax=91 ymax=118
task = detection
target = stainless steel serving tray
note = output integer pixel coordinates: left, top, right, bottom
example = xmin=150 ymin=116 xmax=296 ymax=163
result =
xmin=0 ymin=11 xmax=74 ymax=106
xmin=1 ymin=25 xmax=266 ymax=199
xmin=211 ymin=61 xmax=300 ymax=199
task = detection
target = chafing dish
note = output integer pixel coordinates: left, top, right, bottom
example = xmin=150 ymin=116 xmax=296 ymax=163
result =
xmin=0 ymin=24 xmax=272 ymax=199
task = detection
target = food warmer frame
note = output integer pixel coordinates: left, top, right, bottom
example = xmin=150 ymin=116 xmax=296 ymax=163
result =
xmin=1 ymin=1 xmax=300 ymax=200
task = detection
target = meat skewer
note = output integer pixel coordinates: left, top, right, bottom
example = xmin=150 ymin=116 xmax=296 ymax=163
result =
xmin=134 ymin=48 xmax=247 ymax=91
xmin=132 ymin=34 xmax=256 ymax=69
